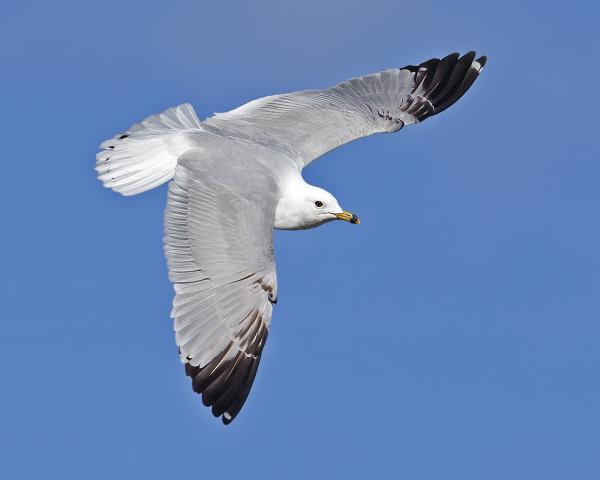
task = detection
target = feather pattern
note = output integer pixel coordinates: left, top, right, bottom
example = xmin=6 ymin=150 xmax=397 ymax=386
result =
xmin=95 ymin=103 xmax=204 ymax=196
xmin=164 ymin=160 xmax=278 ymax=424
xmin=204 ymin=52 xmax=486 ymax=166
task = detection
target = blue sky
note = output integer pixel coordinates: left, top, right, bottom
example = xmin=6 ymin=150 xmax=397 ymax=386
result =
xmin=2 ymin=0 xmax=599 ymax=478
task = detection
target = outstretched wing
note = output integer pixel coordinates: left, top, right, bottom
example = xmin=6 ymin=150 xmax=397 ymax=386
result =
xmin=204 ymin=51 xmax=486 ymax=166
xmin=164 ymin=157 xmax=278 ymax=424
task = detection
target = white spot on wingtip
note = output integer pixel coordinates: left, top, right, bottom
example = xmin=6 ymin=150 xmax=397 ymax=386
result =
xmin=224 ymin=412 xmax=232 ymax=421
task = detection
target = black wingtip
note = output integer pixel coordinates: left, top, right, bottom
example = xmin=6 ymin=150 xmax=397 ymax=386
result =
xmin=183 ymin=325 xmax=268 ymax=425
xmin=403 ymin=51 xmax=487 ymax=119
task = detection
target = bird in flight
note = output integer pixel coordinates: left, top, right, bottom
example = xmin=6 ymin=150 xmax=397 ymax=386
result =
xmin=97 ymin=51 xmax=486 ymax=424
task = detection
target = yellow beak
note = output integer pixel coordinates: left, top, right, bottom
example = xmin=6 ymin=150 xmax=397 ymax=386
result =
xmin=335 ymin=211 xmax=360 ymax=224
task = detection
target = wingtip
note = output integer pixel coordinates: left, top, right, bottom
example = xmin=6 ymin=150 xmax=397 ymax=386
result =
xmin=222 ymin=412 xmax=233 ymax=425
xmin=444 ymin=52 xmax=461 ymax=62
xmin=461 ymin=50 xmax=477 ymax=64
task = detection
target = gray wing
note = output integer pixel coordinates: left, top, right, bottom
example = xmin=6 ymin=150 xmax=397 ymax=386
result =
xmin=164 ymin=157 xmax=278 ymax=424
xmin=203 ymin=51 xmax=486 ymax=166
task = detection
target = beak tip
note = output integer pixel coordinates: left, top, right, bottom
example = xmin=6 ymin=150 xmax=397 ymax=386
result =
xmin=335 ymin=211 xmax=360 ymax=224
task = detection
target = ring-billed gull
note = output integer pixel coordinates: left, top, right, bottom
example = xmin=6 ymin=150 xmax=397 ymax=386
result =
xmin=96 ymin=51 xmax=486 ymax=424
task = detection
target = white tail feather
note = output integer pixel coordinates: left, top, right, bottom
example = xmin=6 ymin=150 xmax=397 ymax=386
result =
xmin=96 ymin=103 xmax=203 ymax=196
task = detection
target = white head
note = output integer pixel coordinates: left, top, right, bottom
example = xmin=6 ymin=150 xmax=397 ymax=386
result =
xmin=274 ymin=180 xmax=359 ymax=230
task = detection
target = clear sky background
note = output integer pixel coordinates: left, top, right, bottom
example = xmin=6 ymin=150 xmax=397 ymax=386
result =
xmin=2 ymin=1 xmax=599 ymax=478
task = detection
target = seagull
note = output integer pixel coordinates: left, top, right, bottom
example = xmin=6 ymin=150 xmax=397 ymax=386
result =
xmin=96 ymin=51 xmax=486 ymax=424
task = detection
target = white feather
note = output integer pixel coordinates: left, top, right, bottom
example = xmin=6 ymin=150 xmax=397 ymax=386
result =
xmin=95 ymin=103 xmax=204 ymax=196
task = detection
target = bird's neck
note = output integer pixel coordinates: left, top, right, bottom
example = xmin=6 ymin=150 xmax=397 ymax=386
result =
xmin=274 ymin=176 xmax=317 ymax=230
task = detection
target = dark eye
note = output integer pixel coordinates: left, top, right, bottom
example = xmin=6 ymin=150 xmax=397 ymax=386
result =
xmin=314 ymin=200 xmax=324 ymax=208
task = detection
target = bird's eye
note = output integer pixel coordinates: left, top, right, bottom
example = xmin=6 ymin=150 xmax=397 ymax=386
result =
xmin=314 ymin=200 xmax=324 ymax=208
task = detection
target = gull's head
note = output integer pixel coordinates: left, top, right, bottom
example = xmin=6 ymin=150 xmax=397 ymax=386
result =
xmin=275 ymin=182 xmax=359 ymax=230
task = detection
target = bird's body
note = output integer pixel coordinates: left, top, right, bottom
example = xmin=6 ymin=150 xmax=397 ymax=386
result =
xmin=97 ymin=51 xmax=486 ymax=423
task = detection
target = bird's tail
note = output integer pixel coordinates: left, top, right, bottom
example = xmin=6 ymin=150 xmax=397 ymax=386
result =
xmin=95 ymin=103 xmax=203 ymax=196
